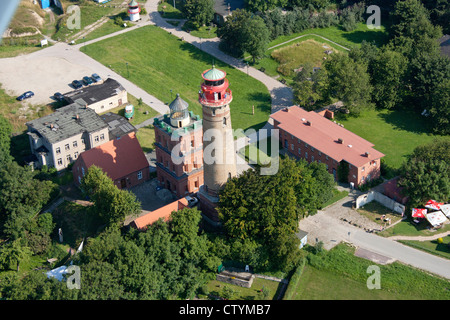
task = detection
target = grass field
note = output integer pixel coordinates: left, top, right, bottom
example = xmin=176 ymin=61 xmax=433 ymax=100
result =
xmin=81 ymin=25 xmax=272 ymax=132
xmin=293 ymin=244 xmax=450 ymax=300
xmin=333 ymin=108 xmax=450 ymax=170
xmin=399 ymin=237 xmax=450 ymax=260
xmin=271 ymin=39 xmax=340 ymax=78
xmin=357 ymin=201 xmax=403 ymax=226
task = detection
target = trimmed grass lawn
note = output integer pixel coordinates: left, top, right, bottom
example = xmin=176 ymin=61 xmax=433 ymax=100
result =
xmin=333 ymin=108 xmax=450 ymax=170
xmin=322 ymin=188 xmax=348 ymax=208
xmin=292 ymin=244 xmax=450 ymax=300
xmin=399 ymin=236 xmax=450 ymax=260
xmin=136 ymin=125 xmax=156 ymax=153
xmin=82 ymin=25 xmax=271 ymax=132
xmin=158 ymin=0 xmax=184 ymax=20
xmin=378 ymin=218 xmax=450 ymax=238
xmin=268 ymin=22 xmax=389 ymax=50
xmin=101 ymin=93 xmax=160 ymax=127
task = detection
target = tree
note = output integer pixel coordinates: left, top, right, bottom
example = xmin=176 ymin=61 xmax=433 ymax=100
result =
xmin=370 ymin=48 xmax=408 ymax=110
xmin=428 ymin=79 xmax=450 ymax=135
xmin=0 ymin=114 xmax=12 ymax=163
xmin=0 ymin=161 xmax=56 ymax=239
xmin=0 ymin=239 xmax=32 ymax=272
xmin=390 ymin=0 xmax=442 ymax=42
xmin=80 ymin=166 xmax=141 ymax=227
xmin=217 ymin=9 xmax=254 ymax=58
xmin=324 ymin=54 xmax=373 ymax=115
xmin=218 ymin=157 xmax=334 ymax=271
xmin=183 ymin=0 xmax=214 ymax=28
xmin=245 ymin=0 xmax=279 ymax=12
xmin=398 ymin=140 xmax=450 ymax=207
xmin=242 ymin=15 xmax=270 ymax=63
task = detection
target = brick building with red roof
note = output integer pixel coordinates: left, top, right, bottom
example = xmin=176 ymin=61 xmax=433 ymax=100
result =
xmin=271 ymin=106 xmax=384 ymax=187
xmin=73 ymin=132 xmax=150 ymax=189
xmin=130 ymin=197 xmax=189 ymax=230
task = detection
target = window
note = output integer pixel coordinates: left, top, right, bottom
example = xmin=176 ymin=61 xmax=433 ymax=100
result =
xmin=100 ymin=133 xmax=105 ymax=141
xmin=318 ymin=151 xmax=321 ymax=156
xmin=82 ymin=167 xmax=85 ymax=176
xmin=291 ymin=144 xmax=294 ymax=151
xmin=223 ymin=117 xmax=227 ymax=126
xmin=326 ymin=164 xmax=329 ymax=170
xmin=66 ymin=155 xmax=71 ymax=162
xmin=94 ymin=136 xmax=99 ymax=143
xmin=137 ymin=171 xmax=143 ymax=180
xmin=56 ymin=147 xmax=61 ymax=154
xmin=311 ymin=156 xmax=314 ymax=162
xmin=78 ymin=176 xmax=82 ymax=184
xmin=57 ymin=158 xmax=62 ymax=166
xmin=74 ymin=152 xmax=79 ymax=159
xmin=298 ymin=139 xmax=301 ymax=144
xmin=298 ymin=148 xmax=301 ymax=155
xmin=73 ymin=141 xmax=77 ymax=148
xmin=326 ymin=155 xmax=329 ymax=161
xmin=65 ymin=144 xmax=70 ymax=151
xmin=81 ymin=138 xmax=85 ymax=145
xmin=194 ymin=180 xmax=199 ymax=189
xmin=362 ymin=166 xmax=365 ymax=172
xmin=311 ymin=147 xmax=315 ymax=152
xmin=305 ymin=152 xmax=308 ymax=159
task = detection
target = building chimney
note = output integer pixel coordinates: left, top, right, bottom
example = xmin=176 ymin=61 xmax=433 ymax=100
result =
xmin=365 ymin=152 xmax=370 ymax=157
xmin=337 ymin=138 xmax=343 ymax=144
xmin=306 ymin=120 xmax=311 ymax=126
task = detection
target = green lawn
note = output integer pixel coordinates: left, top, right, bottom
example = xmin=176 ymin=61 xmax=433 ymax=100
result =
xmin=158 ymin=0 xmax=185 ymax=20
xmin=268 ymin=22 xmax=389 ymax=50
xmin=322 ymin=188 xmax=348 ymax=208
xmin=292 ymin=244 xmax=450 ymax=300
xmin=270 ymin=39 xmax=341 ymax=78
xmin=378 ymin=218 xmax=450 ymax=238
xmin=136 ymin=125 xmax=156 ymax=153
xmin=81 ymin=25 xmax=272 ymax=132
xmin=357 ymin=201 xmax=403 ymax=226
xmin=333 ymin=108 xmax=450 ymax=170
xmin=399 ymin=237 xmax=450 ymax=260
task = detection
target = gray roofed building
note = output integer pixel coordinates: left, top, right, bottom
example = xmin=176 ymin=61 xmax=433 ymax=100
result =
xmin=26 ymin=101 xmax=111 ymax=171
xmin=213 ymin=0 xmax=245 ymax=25
xmin=100 ymin=112 xmax=137 ymax=140
xmin=27 ymin=101 xmax=108 ymax=145
xmin=64 ymin=78 xmax=128 ymax=114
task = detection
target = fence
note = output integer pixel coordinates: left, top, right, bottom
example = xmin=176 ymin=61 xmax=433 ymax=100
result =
xmin=355 ymin=190 xmax=405 ymax=215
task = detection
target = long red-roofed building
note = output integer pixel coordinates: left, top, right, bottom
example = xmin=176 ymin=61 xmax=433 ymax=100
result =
xmin=130 ymin=197 xmax=189 ymax=230
xmin=73 ymin=132 xmax=150 ymax=189
xmin=271 ymin=106 xmax=385 ymax=186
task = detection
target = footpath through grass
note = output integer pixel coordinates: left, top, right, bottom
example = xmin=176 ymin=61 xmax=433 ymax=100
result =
xmin=82 ymin=25 xmax=271 ymax=132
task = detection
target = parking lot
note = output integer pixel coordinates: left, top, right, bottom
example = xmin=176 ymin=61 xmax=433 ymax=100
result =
xmin=0 ymin=52 xmax=95 ymax=106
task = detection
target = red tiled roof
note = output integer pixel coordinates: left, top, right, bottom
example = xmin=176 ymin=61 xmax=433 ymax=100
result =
xmin=132 ymin=197 xmax=189 ymax=230
xmin=78 ymin=132 xmax=148 ymax=181
xmin=271 ymin=106 xmax=384 ymax=167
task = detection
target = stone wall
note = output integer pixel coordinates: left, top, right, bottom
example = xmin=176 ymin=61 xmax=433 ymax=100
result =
xmin=356 ymin=191 xmax=405 ymax=215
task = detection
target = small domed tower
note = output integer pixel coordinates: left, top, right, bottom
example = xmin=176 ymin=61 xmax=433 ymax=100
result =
xmin=128 ymin=0 xmax=141 ymax=22
xmin=197 ymin=65 xmax=237 ymax=225
xmin=153 ymin=94 xmax=203 ymax=198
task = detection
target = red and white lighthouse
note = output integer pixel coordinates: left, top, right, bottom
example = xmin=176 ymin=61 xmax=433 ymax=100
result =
xmin=197 ymin=65 xmax=237 ymax=225
xmin=128 ymin=0 xmax=141 ymax=22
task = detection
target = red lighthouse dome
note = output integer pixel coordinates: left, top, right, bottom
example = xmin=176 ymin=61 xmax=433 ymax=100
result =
xmin=198 ymin=65 xmax=232 ymax=107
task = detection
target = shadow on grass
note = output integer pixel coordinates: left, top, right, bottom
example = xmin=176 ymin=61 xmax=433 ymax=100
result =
xmin=341 ymin=30 xmax=389 ymax=47
xmin=377 ymin=109 xmax=433 ymax=135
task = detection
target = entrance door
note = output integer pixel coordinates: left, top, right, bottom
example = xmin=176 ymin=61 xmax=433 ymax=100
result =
xmin=332 ymin=168 xmax=337 ymax=181
xmin=120 ymin=178 xmax=126 ymax=189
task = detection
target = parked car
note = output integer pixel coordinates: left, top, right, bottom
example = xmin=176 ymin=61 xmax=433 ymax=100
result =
xmin=53 ymin=92 xmax=64 ymax=101
xmin=185 ymin=196 xmax=198 ymax=208
xmin=91 ymin=73 xmax=102 ymax=83
xmin=72 ymin=80 xmax=83 ymax=89
xmin=17 ymin=91 xmax=34 ymax=101
xmin=82 ymin=76 xmax=93 ymax=85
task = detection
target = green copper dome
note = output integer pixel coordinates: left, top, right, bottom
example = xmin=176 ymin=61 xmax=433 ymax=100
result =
xmin=202 ymin=65 xmax=226 ymax=81
xmin=129 ymin=0 xmax=139 ymax=6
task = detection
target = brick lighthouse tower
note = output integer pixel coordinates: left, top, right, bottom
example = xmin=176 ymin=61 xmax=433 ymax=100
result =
xmin=197 ymin=65 xmax=237 ymax=225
